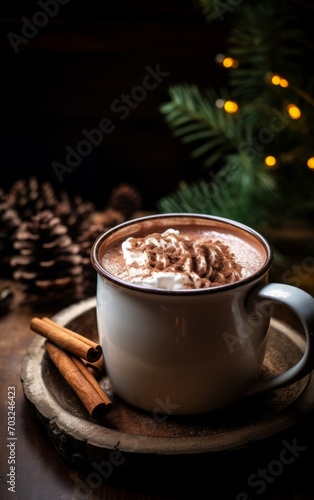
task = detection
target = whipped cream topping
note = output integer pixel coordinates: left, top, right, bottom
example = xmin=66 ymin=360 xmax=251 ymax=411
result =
xmin=121 ymin=229 xmax=242 ymax=290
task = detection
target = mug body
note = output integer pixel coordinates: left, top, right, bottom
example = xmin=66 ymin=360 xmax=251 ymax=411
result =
xmin=92 ymin=214 xmax=272 ymax=415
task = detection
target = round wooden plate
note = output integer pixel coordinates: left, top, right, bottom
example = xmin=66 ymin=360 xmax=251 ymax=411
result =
xmin=21 ymin=297 xmax=314 ymax=467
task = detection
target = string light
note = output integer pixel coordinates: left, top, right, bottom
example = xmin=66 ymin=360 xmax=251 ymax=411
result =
xmin=215 ymin=54 xmax=239 ymax=68
xmin=215 ymin=99 xmax=238 ymax=113
xmin=270 ymin=74 xmax=281 ymax=85
xmin=279 ymin=78 xmax=288 ymax=88
xmin=224 ymin=100 xmax=238 ymax=113
xmin=264 ymin=156 xmax=277 ymax=169
xmin=266 ymin=72 xmax=289 ymax=88
xmin=287 ymin=104 xmax=301 ymax=120
xmin=307 ymin=158 xmax=314 ymax=170
xmin=222 ymin=57 xmax=239 ymax=68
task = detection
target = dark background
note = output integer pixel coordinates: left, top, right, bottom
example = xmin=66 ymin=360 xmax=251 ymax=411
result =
xmin=0 ymin=0 xmax=230 ymax=211
xmin=1 ymin=1 xmax=313 ymax=213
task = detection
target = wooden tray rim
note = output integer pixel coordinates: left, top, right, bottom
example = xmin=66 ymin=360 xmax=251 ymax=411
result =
xmin=21 ymin=297 xmax=314 ymax=456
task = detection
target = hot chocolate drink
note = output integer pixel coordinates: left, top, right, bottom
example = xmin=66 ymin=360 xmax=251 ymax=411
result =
xmin=92 ymin=214 xmax=314 ymax=415
xmin=102 ymin=223 xmax=263 ymax=290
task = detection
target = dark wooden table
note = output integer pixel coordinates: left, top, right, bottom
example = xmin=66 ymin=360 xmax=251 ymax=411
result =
xmin=1 ymin=280 xmax=314 ymax=500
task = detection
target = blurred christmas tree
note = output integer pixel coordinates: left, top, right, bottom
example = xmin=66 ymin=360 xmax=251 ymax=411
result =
xmin=158 ymin=0 xmax=314 ymax=232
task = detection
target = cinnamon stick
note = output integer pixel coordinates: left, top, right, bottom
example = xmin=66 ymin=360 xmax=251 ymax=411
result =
xmin=45 ymin=341 xmax=112 ymax=419
xmin=82 ymin=355 xmax=105 ymax=379
xmin=42 ymin=317 xmax=97 ymax=347
xmin=30 ymin=317 xmax=102 ymax=363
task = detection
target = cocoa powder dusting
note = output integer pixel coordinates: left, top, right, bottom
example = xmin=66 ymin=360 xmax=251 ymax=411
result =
xmin=126 ymin=231 xmax=242 ymax=289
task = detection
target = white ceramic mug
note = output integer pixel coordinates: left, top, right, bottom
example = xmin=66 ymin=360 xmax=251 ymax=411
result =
xmin=91 ymin=214 xmax=314 ymax=415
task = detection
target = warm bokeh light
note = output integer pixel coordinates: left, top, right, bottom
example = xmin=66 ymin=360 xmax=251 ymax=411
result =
xmin=287 ymin=104 xmax=301 ymax=120
xmin=271 ymin=74 xmax=281 ymax=85
xmin=264 ymin=156 xmax=277 ymax=168
xmin=224 ymin=100 xmax=238 ymax=113
xmin=307 ymin=157 xmax=314 ymax=170
xmin=279 ymin=78 xmax=289 ymax=88
xmin=215 ymin=54 xmax=239 ymax=68
xmin=222 ymin=57 xmax=239 ymax=68
xmin=267 ymin=73 xmax=289 ymax=87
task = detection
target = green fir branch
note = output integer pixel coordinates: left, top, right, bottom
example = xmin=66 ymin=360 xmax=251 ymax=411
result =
xmin=197 ymin=0 xmax=244 ymax=23
xmin=227 ymin=2 xmax=306 ymax=101
xmin=157 ymin=0 xmax=314 ymax=231
xmin=159 ymin=85 xmax=243 ymax=164
xmin=158 ymin=152 xmax=281 ymax=229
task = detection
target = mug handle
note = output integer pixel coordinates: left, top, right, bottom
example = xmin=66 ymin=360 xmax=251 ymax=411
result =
xmin=245 ymin=282 xmax=314 ymax=396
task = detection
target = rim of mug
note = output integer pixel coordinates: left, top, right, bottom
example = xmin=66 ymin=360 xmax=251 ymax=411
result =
xmin=91 ymin=213 xmax=273 ymax=295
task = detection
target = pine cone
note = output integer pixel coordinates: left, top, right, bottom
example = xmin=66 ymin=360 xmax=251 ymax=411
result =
xmin=107 ymin=183 xmax=142 ymax=218
xmin=10 ymin=210 xmax=83 ymax=298
xmin=55 ymin=191 xmax=95 ymax=240
xmin=90 ymin=208 xmax=125 ymax=229
xmin=0 ymin=189 xmax=21 ymax=275
xmin=7 ymin=176 xmax=58 ymax=220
